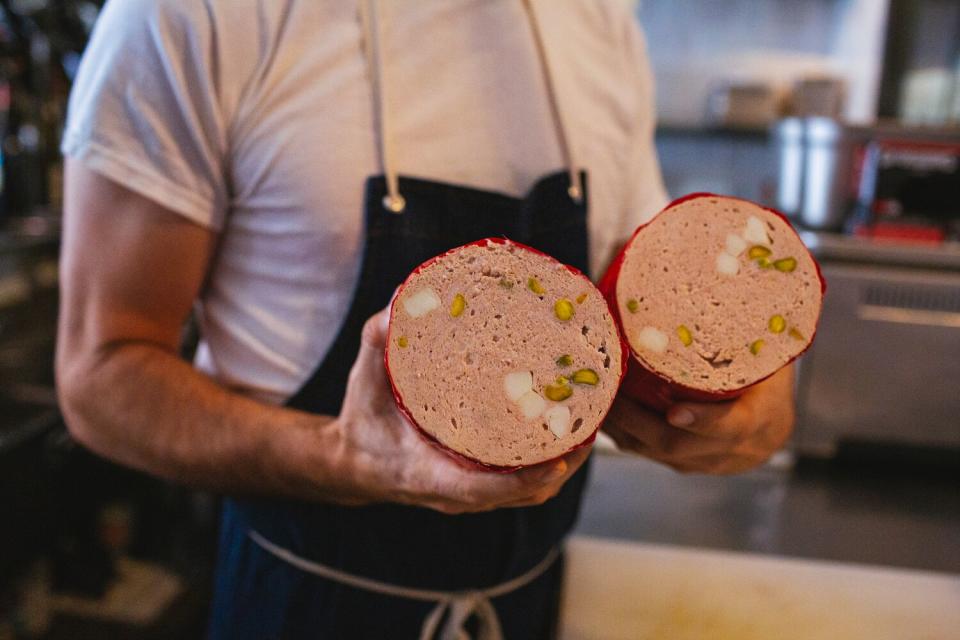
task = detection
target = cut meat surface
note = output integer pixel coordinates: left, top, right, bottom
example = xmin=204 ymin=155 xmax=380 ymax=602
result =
xmin=386 ymin=239 xmax=623 ymax=470
xmin=602 ymin=194 xmax=824 ymax=407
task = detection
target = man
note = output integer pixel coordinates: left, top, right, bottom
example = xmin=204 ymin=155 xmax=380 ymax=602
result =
xmin=57 ymin=0 xmax=794 ymax=637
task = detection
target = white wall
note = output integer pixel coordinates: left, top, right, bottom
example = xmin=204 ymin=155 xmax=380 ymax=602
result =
xmin=638 ymin=0 xmax=890 ymax=125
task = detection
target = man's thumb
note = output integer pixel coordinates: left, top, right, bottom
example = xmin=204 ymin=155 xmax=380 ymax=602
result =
xmin=342 ymin=307 xmax=394 ymax=408
xmin=361 ymin=307 xmax=390 ymax=350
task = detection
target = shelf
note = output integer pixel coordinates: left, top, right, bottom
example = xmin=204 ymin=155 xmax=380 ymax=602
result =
xmin=800 ymin=231 xmax=960 ymax=272
xmin=656 ymin=124 xmax=771 ymax=140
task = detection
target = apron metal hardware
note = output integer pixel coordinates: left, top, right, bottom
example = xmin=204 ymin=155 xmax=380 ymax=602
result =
xmin=383 ymin=193 xmax=407 ymax=213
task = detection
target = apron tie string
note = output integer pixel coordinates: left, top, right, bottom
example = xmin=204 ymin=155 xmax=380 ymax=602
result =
xmin=359 ymin=0 xmax=582 ymax=213
xmin=420 ymin=591 xmax=503 ymax=640
xmin=249 ymin=530 xmax=560 ymax=640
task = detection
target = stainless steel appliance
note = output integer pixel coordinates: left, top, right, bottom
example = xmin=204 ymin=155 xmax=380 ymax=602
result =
xmin=773 ymin=117 xmax=855 ymax=231
xmin=854 ymin=138 xmax=960 ymax=239
xmin=795 ymin=233 xmax=960 ymax=456
xmin=801 ymin=118 xmax=855 ymax=230
xmin=773 ymin=120 xmax=960 ymax=234
xmin=773 ymin=118 xmax=804 ymax=216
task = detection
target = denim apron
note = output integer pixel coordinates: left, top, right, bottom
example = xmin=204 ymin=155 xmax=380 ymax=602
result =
xmin=209 ymin=2 xmax=591 ymax=638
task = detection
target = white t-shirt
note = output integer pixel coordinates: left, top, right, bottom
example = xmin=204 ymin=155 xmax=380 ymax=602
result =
xmin=62 ymin=0 xmax=668 ymax=404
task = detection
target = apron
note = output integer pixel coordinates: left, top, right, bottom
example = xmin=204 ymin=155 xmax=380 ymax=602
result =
xmin=209 ymin=2 xmax=591 ymax=638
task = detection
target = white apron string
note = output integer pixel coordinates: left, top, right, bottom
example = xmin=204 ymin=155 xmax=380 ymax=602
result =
xmin=359 ymin=0 xmax=404 ymax=213
xmin=520 ymin=0 xmax=583 ymax=203
xmin=249 ymin=530 xmax=560 ymax=640
xmin=359 ymin=0 xmax=583 ymax=214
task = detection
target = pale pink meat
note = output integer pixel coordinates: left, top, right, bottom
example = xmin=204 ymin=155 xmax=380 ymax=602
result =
xmin=615 ymin=197 xmax=822 ymax=392
xmin=386 ymin=241 xmax=622 ymax=468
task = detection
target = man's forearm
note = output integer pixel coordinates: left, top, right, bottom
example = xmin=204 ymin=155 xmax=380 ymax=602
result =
xmin=59 ymin=341 xmax=341 ymax=500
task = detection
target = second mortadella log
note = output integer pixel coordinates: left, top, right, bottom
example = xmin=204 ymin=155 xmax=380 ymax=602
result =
xmin=598 ymin=193 xmax=825 ymax=413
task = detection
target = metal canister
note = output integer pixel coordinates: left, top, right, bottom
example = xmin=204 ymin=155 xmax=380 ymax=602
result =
xmin=773 ymin=118 xmax=805 ymax=218
xmin=800 ymin=117 xmax=854 ymax=230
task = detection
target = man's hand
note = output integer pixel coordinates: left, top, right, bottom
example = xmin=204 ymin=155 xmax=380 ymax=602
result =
xmin=602 ymin=365 xmax=795 ymax=474
xmin=310 ymin=307 xmax=592 ymax=514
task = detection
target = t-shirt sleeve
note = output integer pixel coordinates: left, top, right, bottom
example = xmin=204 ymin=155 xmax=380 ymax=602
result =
xmin=619 ymin=12 xmax=670 ymax=231
xmin=61 ymin=0 xmax=228 ymax=230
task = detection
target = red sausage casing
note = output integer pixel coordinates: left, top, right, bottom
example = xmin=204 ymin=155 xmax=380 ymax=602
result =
xmin=386 ymin=238 xmax=625 ymax=471
xmin=599 ymin=194 xmax=825 ymax=412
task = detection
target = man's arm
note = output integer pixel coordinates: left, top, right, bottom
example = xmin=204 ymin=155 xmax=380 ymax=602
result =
xmin=56 ymin=160 xmax=332 ymax=496
xmin=57 ymin=161 xmax=588 ymax=510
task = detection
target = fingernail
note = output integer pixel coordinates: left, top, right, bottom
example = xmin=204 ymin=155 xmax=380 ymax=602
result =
xmin=540 ymin=461 xmax=566 ymax=481
xmin=379 ymin=311 xmax=390 ymax=334
xmin=669 ymin=408 xmax=695 ymax=427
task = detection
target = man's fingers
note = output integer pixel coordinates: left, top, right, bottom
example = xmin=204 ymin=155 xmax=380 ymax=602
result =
xmin=498 ymin=447 xmax=592 ymax=508
xmin=666 ymin=366 xmax=795 ymax=437
xmin=603 ymin=395 xmax=665 ymax=439
xmin=447 ymin=443 xmax=592 ymax=510
xmin=359 ymin=294 xmax=598 ymax=512
xmin=664 ymin=399 xmax=755 ymax=441
xmin=605 ymin=394 xmax=689 ymax=451
xmin=654 ymin=428 xmax=751 ymax=460
xmin=460 ymin=460 xmax=565 ymax=505
xmin=605 ymin=427 xmax=647 ymax=454
xmin=516 ymin=444 xmax=590 ymax=480
xmin=353 ymin=308 xmax=391 ymax=382
xmin=605 ymin=394 xmax=751 ymax=458
xmin=344 ymin=307 xmax=394 ymax=405
xmin=359 ymin=307 xmax=390 ymax=352
xmin=446 ymin=471 xmax=542 ymax=509
xmin=550 ymin=444 xmax=591 ymax=481
xmin=508 ymin=445 xmax=593 ymax=505
xmin=601 ymin=367 xmax=796 ymax=475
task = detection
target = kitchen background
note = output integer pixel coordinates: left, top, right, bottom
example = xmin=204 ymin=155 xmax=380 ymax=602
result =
xmin=1 ymin=0 xmax=958 ymax=638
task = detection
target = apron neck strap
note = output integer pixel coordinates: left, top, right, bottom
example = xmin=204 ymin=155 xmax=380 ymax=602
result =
xmin=360 ymin=0 xmax=404 ymax=213
xmin=521 ymin=0 xmax=583 ymax=204
xmin=359 ymin=0 xmax=583 ymax=214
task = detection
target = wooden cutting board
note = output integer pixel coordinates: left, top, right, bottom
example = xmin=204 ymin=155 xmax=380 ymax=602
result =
xmin=559 ymin=536 xmax=960 ymax=640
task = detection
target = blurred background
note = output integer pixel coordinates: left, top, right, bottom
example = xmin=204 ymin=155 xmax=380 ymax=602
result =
xmin=0 ymin=0 xmax=957 ymax=638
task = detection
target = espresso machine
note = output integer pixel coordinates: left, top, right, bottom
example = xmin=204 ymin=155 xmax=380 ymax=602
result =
xmin=772 ymin=119 xmax=960 ymax=458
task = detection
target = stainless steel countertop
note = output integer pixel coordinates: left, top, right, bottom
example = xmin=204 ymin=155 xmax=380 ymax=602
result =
xmin=575 ymin=449 xmax=960 ymax=574
xmin=801 ymin=231 xmax=960 ymax=271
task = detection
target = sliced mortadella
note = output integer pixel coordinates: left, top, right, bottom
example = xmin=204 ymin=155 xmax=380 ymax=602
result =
xmin=385 ymin=238 xmax=625 ymax=471
xmin=598 ymin=193 xmax=825 ymax=412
